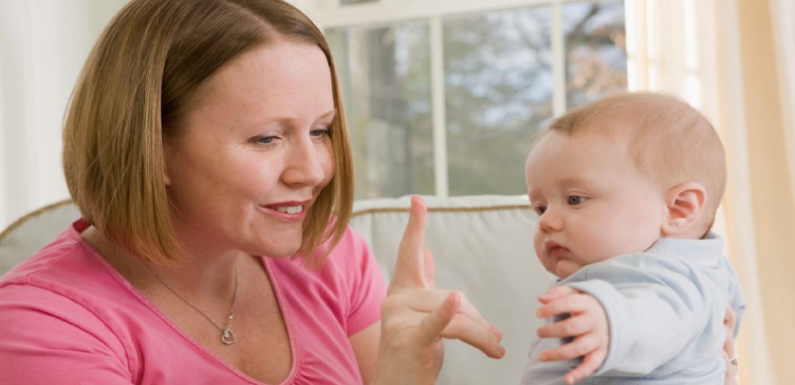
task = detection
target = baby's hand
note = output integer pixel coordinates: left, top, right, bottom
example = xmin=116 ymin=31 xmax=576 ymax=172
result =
xmin=536 ymin=286 xmax=609 ymax=385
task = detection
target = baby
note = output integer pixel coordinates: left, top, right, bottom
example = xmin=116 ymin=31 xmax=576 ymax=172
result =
xmin=520 ymin=92 xmax=745 ymax=384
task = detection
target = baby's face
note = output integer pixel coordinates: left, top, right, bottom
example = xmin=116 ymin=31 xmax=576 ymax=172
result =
xmin=525 ymin=130 xmax=666 ymax=279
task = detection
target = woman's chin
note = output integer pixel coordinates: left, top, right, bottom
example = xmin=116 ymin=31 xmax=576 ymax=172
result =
xmin=247 ymin=239 xmax=302 ymax=258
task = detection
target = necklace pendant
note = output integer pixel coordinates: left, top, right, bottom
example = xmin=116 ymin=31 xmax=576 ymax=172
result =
xmin=221 ymin=327 xmax=236 ymax=345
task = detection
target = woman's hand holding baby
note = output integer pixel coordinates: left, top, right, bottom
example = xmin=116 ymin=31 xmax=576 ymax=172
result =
xmin=536 ymin=286 xmax=609 ymax=385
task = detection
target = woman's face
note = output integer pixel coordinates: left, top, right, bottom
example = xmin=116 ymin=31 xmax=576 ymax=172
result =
xmin=164 ymin=42 xmax=335 ymax=258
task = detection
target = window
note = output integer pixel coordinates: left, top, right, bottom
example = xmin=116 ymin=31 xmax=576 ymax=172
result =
xmin=321 ymin=0 xmax=627 ymax=198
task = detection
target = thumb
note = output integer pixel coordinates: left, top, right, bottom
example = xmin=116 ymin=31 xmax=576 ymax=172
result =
xmin=390 ymin=195 xmax=429 ymax=290
xmin=417 ymin=292 xmax=460 ymax=345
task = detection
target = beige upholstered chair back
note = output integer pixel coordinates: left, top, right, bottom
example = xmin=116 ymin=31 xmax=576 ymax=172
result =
xmin=0 ymin=200 xmax=81 ymax=274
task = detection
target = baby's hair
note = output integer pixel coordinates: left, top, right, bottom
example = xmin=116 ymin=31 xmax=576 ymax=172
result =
xmin=534 ymin=92 xmax=726 ymax=231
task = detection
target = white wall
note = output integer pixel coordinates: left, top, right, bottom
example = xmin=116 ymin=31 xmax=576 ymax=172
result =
xmin=0 ymin=0 xmax=129 ymax=228
xmin=0 ymin=0 xmax=325 ymax=230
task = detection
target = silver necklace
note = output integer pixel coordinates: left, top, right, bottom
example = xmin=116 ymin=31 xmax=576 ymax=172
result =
xmin=145 ymin=263 xmax=239 ymax=345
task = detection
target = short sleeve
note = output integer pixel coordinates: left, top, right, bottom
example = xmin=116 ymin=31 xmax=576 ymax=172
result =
xmin=0 ymin=284 xmax=133 ymax=384
xmin=340 ymin=228 xmax=387 ymax=336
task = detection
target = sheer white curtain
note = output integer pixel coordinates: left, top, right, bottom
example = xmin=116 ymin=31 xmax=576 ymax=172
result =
xmin=0 ymin=0 xmax=322 ymax=230
xmin=626 ymin=0 xmax=795 ymax=384
xmin=769 ymin=0 xmax=795 ymax=200
xmin=0 ymin=0 xmax=128 ymax=229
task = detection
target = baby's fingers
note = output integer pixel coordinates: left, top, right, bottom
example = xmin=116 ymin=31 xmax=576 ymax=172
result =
xmin=540 ymin=333 xmax=600 ymax=362
xmin=537 ymin=315 xmax=590 ymax=338
xmin=536 ymin=293 xmax=593 ymax=318
xmin=564 ymin=348 xmax=607 ymax=384
xmin=539 ymin=285 xmax=580 ymax=304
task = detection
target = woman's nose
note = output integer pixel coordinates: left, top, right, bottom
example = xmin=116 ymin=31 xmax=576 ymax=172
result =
xmin=282 ymin=138 xmax=328 ymax=187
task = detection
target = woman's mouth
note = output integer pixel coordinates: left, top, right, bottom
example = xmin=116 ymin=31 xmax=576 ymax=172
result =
xmin=261 ymin=201 xmax=310 ymax=220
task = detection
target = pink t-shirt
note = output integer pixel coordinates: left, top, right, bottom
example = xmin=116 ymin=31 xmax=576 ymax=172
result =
xmin=0 ymin=219 xmax=387 ymax=384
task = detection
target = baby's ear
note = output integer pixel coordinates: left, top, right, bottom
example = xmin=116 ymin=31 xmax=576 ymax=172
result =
xmin=661 ymin=182 xmax=706 ymax=237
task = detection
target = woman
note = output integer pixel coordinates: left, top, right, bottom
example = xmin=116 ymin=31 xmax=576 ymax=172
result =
xmin=0 ymin=0 xmax=501 ymax=384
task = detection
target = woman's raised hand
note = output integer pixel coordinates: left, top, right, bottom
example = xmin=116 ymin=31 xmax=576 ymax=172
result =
xmin=373 ymin=196 xmax=505 ymax=385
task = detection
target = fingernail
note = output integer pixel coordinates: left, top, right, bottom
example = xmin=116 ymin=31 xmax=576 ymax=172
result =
xmin=490 ymin=325 xmax=503 ymax=340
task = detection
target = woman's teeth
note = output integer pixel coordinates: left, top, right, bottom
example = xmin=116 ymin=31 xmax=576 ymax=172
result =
xmin=275 ymin=205 xmax=303 ymax=214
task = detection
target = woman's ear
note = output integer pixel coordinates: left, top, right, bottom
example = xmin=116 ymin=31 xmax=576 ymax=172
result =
xmin=162 ymin=142 xmax=172 ymax=186
xmin=661 ymin=182 xmax=706 ymax=237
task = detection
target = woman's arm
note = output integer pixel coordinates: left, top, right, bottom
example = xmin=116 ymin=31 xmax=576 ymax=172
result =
xmin=350 ymin=322 xmax=381 ymax=384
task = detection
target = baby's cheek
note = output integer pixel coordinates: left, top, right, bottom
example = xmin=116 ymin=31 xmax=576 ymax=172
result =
xmin=537 ymin=254 xmax=556 ymax=275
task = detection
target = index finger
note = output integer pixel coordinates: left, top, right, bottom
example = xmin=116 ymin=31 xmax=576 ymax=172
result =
xmin=390 ymin=195 xmax=429 ymax=290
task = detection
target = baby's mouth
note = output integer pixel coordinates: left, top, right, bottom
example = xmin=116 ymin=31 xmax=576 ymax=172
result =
xmin=548 ymin=245 xmax=569 ymax=259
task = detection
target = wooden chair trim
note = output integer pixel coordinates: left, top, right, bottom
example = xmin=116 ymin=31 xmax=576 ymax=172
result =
xmin=0 ymin=200 xmax=531 ymax=243
xmin=352 ymin=204 xmax=531 ymax=218
xmin=0 ymin=199 xmax=75 ymax=244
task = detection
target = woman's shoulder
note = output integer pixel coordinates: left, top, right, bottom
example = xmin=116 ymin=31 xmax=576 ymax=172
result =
xmin=0 ymin=219 xmax=145 ymax=346
xmin=325 ymin=225 xmax=373 ymax=265
xmin=0 ymin=222 xmax=136 ymax=380
xmin=0 ymin=220 xmax=120 ymax=295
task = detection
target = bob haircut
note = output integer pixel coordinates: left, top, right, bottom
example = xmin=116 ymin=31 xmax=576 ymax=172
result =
xmin=63 ymin=0 xmax=354 ymax=264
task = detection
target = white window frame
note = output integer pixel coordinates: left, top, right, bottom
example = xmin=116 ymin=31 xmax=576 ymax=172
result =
xmin=302 ymin=0 xmax=621 ymax=197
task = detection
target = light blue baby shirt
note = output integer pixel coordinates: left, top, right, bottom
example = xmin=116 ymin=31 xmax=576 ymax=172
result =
xmin=520 ymin=233 xmax=745 ymax=385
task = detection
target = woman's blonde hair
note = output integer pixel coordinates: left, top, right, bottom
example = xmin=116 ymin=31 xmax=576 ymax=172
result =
xmin=63 ymin=0 xmax=354 ymax=264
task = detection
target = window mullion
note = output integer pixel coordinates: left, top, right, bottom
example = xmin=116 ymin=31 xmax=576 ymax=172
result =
xmin=430 ymin=16 xmax=449 ymax=197
xmin=552 ymin=1 xmax=566 ymax=116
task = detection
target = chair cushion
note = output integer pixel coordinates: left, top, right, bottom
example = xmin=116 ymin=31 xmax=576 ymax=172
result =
xmin=0 ymin=200 xmax=81 ymax=274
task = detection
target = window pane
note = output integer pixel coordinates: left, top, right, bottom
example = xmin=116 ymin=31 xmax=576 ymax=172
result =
xmin=564 ymin=0 xmax=627 ymax=108
xmin=444 ymin=6 xmax=554 ymax=196
xmin=327 ymin=23 xmax=434 ymax=199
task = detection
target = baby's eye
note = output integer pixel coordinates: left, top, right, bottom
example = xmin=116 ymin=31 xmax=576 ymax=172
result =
xmin=567 ymin=196 xmax=587 ymax=206
xmin=533 ymin=204 xmax=547 ymax=215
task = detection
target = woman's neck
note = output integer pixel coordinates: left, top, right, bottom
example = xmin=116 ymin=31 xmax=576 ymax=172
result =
xmin=81 ymin=226 xmax=243 ymax=300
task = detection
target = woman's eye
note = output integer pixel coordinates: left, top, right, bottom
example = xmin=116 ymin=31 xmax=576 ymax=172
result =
xmin=255 ymin=136 xmax=278 ymax=145
xmin=568 ymin=196 xmax=586 ymax=205
xmin=533 ymin=205 xmax=547 ymax=215
xmin=310 ymin=127 xmax=331 ymax=139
